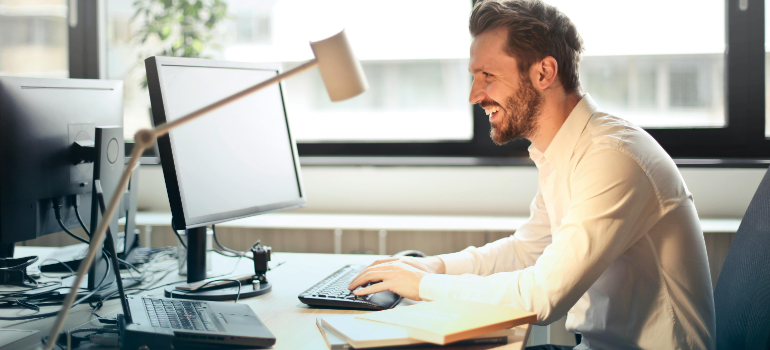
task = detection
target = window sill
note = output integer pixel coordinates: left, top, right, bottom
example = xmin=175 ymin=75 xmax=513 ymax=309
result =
xmin=132 ymin=156 xmax=770 ymax=168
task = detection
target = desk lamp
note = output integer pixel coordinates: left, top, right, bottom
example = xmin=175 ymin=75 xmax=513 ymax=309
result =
xmin=43 ymin=29 xmax=368 ymax=350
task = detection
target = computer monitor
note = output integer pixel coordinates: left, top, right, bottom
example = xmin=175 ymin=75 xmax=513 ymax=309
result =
xmin=0 ymin=76 xmax=138 ymax=294
xmin=145 ymin=56 xmax=306 ymax=293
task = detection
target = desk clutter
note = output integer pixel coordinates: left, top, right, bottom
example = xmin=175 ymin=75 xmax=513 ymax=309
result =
xmin=0 ymin=247 xmax=535 ymax=350
xmin=317 ymin=300 xmax=537 ymax=349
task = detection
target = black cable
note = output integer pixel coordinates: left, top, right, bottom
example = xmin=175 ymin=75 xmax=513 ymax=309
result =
xmin=195 ymin=278 xmax=242 ymax=303
xmin=41 ymin=327 xmax=119 ymax=349
xmin=93 ymin=247 xmax=178 ymax=303
xmin=52 ymin=198 xmax=90 ymax=245
xmin=171 ymin=219 xmax=187 ymax=250
xmin=212 ymin=225 xmax=242 ymax=256
xmin=73 ymin=199 xmax=90 ymax=237
xmin=0 ymin=255 xmax=38 ymax=271
xmin=212 ymin=225 xmax=262 ymax=261
xmin=0 ymin=251 xmax=112 ymax=321
xmin=0 ymin=281 xmax=61 ymax=296
xmin=40 ymin=258 xmax=76 ymax=278
xmin=63 ymin=200 xmax=144 ymax=278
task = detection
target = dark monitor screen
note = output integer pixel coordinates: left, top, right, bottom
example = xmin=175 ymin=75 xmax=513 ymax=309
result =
xmin=0 ymin=77 xmax=123 ymax=250
xmin=146 ymin=56 xmax=306 ymax=229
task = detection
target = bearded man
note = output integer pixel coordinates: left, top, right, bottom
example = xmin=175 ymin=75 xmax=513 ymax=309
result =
xmin=348 ymin=1 xmax=716 ymax=349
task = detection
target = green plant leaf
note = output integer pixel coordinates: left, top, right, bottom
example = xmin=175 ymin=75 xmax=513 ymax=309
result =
xmin=159 ymin=25 xmax=172 ymax=39
xmin=191 ymin=38 xmax=203 ymax=53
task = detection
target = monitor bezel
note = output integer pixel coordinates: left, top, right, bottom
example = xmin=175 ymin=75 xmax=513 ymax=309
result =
xmin=145 ymin=56 xmax=307 ymax=229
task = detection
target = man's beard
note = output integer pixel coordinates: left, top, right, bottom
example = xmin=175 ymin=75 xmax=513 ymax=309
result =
xmin=487 ymin=79 xmax=543 ymax=145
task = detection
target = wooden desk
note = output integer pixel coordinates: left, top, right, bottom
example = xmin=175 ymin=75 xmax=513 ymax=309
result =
xmin=2 ymin=247 xmax=530 ymax=350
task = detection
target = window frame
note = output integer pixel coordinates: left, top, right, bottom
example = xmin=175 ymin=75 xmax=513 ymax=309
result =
xmin=69 ymin=0 xmax=103 ymax=79
xmin=299 ymin=0 xmax=768 ymax=163
xmin=86 ymin=0 xmax=769 ymax=166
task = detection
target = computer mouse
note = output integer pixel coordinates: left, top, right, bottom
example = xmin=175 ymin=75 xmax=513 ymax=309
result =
xmin=391 ymin=250 xmax=427 ymax=258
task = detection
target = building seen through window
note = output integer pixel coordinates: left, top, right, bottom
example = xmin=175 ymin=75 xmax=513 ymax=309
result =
xmin=104 ymin=0 xmax=725 ymax=143
xmin=0 ymin=0 xmax=68 ymax=78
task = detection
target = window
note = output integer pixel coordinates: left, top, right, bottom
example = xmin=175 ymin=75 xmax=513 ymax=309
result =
xmin=561 ymin=0 xmax=726 ymax=129
xmin=82 ymin=0 xmax=770 ymax=162
xmin=0 ymin=0 xmax=68 ymax=78
xmin=107 ymin=0 xmax=472 ymax=143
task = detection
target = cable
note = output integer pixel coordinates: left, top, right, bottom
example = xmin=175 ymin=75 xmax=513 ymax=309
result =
xmin=212 ymin=225 xmax=263 ymax=261
xmin=212 ymin=225 xmax=244 ymax=257
xmin=73 ymin=199 xmax=90 ymax=237
xmin=40 ymin=258 xmax=76 ymax=278
xmin=41 ymin=327 xmax=118 ymax=349
xmin=52 ymin=199 xmax=89 ymax=245
xmin=0 ymin=251 xmax=112 ymax=321
xmin=171 ymin=219 xmax=187 ymax=250
xmin=196 ymin=278 xmax=242 ymax=303
xmin=59 ymin=198 xmax=144 ymax=280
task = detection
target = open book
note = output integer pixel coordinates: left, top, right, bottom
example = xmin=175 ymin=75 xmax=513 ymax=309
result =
xmin=356 ymin=300 xmax=537 ymax=345
xmin=317 ymin=316 xmax=509 ymax=349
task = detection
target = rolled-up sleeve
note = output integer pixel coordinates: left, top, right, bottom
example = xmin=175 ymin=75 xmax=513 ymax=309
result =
xmin=419 ymin=149 xmax=662 ymax=324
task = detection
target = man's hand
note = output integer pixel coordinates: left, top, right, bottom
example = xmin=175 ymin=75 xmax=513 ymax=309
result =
xmin=347 ymin=257 xmax=446 ymax=301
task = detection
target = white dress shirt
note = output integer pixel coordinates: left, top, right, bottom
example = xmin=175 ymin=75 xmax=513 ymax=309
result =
xmin=419 ymin=95 xmax=716 ymax=350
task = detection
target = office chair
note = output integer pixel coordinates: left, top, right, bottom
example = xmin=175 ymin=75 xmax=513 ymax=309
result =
xmin=713 ymin=166 xmax=770 ymax=350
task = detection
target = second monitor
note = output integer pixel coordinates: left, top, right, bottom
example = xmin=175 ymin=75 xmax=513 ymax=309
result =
xmin=146 ymin=56 xmax=307 ymax=299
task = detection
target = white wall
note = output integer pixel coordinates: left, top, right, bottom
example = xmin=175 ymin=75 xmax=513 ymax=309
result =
xmin=137 ymin=165 xmax=766 ymax=219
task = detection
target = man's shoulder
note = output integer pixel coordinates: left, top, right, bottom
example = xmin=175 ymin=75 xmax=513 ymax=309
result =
xmin=572 ymin=110 xmax=689 ymax=208
xmin=578 ymin=111 xmax=666 ymax=163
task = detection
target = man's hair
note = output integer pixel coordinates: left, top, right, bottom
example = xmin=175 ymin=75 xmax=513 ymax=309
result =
xmin=470 ymin=0 xmax=584 ymax=93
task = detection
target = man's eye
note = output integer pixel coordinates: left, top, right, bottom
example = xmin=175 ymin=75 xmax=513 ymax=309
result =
xmin=484 ymin=72 xmax=492 ymax=77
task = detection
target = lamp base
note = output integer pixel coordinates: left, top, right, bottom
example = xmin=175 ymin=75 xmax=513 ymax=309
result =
xmin=163 ymin=281 xmax=271 ymax=301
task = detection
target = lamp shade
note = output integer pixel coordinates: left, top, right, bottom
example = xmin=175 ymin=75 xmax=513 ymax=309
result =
xmin=310 ymin=29 xmax=369 ymax=102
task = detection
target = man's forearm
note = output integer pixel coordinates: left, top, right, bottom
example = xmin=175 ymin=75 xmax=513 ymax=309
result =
xmin=425 ymin=256 xmax=446 ymax=274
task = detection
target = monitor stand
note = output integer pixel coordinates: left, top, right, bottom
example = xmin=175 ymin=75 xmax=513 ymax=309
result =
xmin=163 ymin=226 xmax=271 ymax=301
xmin=0 ymin=244 xmax=14 ymax=259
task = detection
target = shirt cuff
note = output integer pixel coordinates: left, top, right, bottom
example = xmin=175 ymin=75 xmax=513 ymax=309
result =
xmin=437 ymin=250 xmax=476 ymax=275
xmin=419 ymin=273 xmax=460 ymax=301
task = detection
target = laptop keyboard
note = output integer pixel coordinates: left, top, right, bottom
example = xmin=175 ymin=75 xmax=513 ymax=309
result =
xmin=143 ymin=298 xmax=216 ymax=331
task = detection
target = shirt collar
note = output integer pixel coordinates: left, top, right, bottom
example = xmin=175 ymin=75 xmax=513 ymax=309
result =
xmin=529 ymin=94 xmax=598 ymax=174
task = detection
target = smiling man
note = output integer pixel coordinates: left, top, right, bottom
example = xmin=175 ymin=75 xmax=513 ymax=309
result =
xmin=348 ymin=1 xmax=716 ymax=349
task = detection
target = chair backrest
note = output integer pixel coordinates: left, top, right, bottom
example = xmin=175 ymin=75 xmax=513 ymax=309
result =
xmin=714 ymin=166 xmax=770 ymax=350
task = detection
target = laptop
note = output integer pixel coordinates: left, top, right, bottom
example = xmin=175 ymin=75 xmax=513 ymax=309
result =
xmin=118 ymin=295 xmax=275 ymax=349
xmin=111 ymin=248 xmax=275 ymax=349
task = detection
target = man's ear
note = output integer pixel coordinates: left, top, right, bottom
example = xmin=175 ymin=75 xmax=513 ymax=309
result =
xmin=532 ymin=56 xmax=558 ymax=90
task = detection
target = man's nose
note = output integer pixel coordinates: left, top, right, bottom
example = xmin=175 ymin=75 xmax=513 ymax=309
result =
xmin=469 ymin=79 xmax=486 ymax=105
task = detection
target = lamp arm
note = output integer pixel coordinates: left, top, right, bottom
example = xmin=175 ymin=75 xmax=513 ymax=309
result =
xmin=43 ymin=144 xmax=145 ymax=350
xmin=43 ymin=57 xmax=320 ymax=350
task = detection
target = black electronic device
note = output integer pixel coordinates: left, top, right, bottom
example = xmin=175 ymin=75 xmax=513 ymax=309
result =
xmin=87 ymin=126 xmax=124 ymax=290
xmin=40 ymin=162 xmax=142 ymax=273
xmin=0 ymin=76 xmax=139 ymax=296
xmin=298 ymin=264 xmax=402 ymax=310
xmin=89 ymin=203 xmax=276 ymax=350
xmin=146 ymin=56 xmax=306 ymax=300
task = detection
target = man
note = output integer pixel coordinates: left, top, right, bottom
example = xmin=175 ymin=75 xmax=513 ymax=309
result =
xmin=348 ymin=0 xmax=716 ymax=349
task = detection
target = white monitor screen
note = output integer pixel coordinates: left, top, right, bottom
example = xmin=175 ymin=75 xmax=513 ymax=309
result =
xmin=157 ymin=61 xmax=303 ymax=225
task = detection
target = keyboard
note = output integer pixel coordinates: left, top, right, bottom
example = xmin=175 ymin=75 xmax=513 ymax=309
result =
xmin=298 ymin=264 xmax=402 ymax=310
xmin=142 ymin=298 xmax=217 ymax=331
